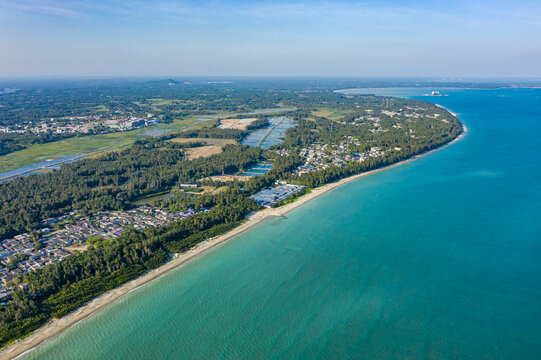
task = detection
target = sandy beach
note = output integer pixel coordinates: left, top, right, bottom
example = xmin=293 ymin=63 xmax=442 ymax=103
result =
xmin=2 ymin=125 xmax=467 ymax=360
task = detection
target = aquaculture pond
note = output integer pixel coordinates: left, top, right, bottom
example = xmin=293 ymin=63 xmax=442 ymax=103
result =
xmin=242 ymin=117 xmax=295 ymax=149
xmin=242 ymin=162 xmax=273 ymax=177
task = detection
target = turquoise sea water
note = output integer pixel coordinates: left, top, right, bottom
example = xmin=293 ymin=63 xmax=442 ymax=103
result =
xmin=24 ymin=88 xmax=541 ymax=359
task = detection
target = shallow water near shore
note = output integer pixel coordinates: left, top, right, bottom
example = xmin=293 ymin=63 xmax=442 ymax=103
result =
xmin=24 ymin=88 xmax=541 ymax=359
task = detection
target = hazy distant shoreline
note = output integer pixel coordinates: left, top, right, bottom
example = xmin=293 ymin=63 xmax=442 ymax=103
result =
xmin=335 ymin=86 xmax=541 ymax=95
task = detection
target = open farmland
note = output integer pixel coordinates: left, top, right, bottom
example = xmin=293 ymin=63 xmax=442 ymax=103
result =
xmin=186 ymin=146 xmax=224 ymax=159
xmin=218 ymin=117 xmax=258 ymax=130
xmin=169 ymin=137 xmax=237 ymax=159
xmin=169 ymin=137 xmax=237 ymax=147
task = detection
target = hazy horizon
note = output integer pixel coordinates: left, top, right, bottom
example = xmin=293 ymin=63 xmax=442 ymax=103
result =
xmin=2 ymin=76 xmax=541 ymax=81
xmin=1 ymin=0 xmax=540 ymax=78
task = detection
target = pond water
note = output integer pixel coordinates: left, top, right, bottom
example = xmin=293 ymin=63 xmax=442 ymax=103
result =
xmin=242 ymin=117 xmax=295 ymax=149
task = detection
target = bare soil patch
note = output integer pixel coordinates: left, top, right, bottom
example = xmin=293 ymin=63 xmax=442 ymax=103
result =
xmin=205 ymin=175 xmax=251 ymax=182
xmin=218 ymin=118 xmax=258 ymax=130
xmin=65 ymin=244 xmax=89 ymax=253
xmin=185 ymin=146 xmax=223 ymax=159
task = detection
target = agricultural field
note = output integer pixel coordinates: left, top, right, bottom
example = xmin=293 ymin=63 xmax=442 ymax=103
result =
xmin=169 ymin=137 xmax=237 ymax=146
xmin=181 ymin=185 xmax=215 ymax=194
xmin=218 ymin=118 xmax=258 ymax=129
xmin=186 ymin=146 xmax=223 ymax=159
xmin=131 ymin=191 xmax=178 ymax=205
xmin=170 ymin=137 xmax=237 ymax=160
xmin=311 ymin=108 xmax=355 ymax=121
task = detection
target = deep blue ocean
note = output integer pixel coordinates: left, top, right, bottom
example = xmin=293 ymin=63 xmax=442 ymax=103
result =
xmin=25 ymin=88 xmax=541 ymax=359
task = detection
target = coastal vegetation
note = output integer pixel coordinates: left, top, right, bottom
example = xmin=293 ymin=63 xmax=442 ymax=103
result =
xmin=0 ymin=139 xmax=262 ymax=240
xmin=0 ymin=79 xmax=463 ymax=349
xmin=0 ymin=190 xmax=259 ymax=346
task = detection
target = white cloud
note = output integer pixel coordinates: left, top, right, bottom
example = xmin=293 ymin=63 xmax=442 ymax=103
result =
xmin=0 ymin=0 xmax=83 ymax=17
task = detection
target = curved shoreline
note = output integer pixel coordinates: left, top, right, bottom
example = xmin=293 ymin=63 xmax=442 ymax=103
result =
xmin=2 ymin=124 xmax=467 ymax=360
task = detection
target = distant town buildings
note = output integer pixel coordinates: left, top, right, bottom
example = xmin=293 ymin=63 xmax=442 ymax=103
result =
xmin=0 ymin=113 xmax=159 ymax=135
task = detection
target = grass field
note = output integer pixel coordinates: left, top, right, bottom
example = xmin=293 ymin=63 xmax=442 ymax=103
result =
xmin=169 ymin=138 xmax=237 ymax=146
xmin=0 ymin=118 xmax=197 ymax=173
xmin=182 ymin=185 xmax=215 ymax=194
xmin=311 ymin=108 xmax=353 ymax=121
xmin=311 ymin=109 xmax=334 ymax=117
xmin=131 ymin=191 xmax=178 ymax=205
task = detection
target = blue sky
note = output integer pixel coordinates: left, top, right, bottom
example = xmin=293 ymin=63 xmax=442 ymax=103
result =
xmin=0 ymin=0 xmax=540 ymax=77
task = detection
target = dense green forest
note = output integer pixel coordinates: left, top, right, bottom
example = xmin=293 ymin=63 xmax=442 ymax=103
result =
xmin=0 ymin=138 xmax=261 ymax=239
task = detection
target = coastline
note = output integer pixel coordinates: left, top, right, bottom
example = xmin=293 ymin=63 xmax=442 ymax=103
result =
xmin=2 ymin=125 xmax=467 ymax=360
